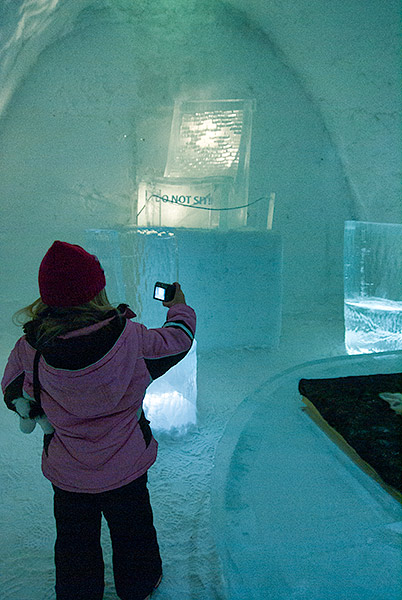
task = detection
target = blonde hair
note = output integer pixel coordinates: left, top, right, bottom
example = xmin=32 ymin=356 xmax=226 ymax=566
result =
xmin=14 ymin=289 xmax=118 ymax=345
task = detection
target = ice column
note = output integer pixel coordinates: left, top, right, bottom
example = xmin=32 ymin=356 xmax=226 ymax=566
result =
xmin=143 ymin=340 xmax=197 ymax=433
xmin=85 ymin=228 xmax=197 ymax=433
xmin=344 ymin=221 xmax=402 ymax=354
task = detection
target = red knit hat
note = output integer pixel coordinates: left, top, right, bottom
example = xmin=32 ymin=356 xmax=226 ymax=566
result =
xmin=39 ymin=241 xmax=106 ymax=307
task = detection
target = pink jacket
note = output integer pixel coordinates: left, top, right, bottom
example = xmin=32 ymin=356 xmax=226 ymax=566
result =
xmin=2 ymin=304 xmax=196 ymax=493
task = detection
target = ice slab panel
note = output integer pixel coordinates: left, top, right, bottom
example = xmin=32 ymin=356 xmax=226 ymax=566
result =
xmin=173 ymin=228 xmax=282 ymax=350
xmin=86 ymin=227 xmax=178 ymax=326
xmin=344 ymin=221 xmax=402 ymax=354
xmin=85 ymin=228 xmax=196 ymax=433
xmin=164 ymin=100 xmax=251 ymax=179
xmin=143 ymin=340 xmax=197 ymax=432
xmin=137 ymin=176 xmax=231 ymax=229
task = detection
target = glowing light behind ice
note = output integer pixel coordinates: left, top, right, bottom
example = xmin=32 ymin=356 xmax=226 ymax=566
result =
xmin=143 ymin=340 xmax=197 ymax=432
xmin=344 ymin=221 xmax=402 ymax=354
xmin=165 ymin=108 xmax=243 ymax=177
xmin=85 ymin=228 xmax=197 ymax=433
xmin=143 ymin=391 xmax=195 ymax=429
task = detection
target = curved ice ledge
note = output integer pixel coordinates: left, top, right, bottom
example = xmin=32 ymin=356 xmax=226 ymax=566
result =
xmin=212 ymin=350 xmax=402 ymax=600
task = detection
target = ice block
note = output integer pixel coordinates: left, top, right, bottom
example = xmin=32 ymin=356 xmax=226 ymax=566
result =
xmin=344 ymin=220 xmax=402 ymax=354
xmin=86 ymin=228 xmax=197 ymax=433
xmin=143 ymin=340 xmax=197 ymax=433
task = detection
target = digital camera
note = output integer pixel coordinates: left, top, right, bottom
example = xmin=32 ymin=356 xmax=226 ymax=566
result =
xmin=153 ymin=282 xmax=176 ymax=302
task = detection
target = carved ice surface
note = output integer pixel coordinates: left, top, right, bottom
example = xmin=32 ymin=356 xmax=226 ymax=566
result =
xmin=344 ymin=298 xmax=402 ymax=354
xmin=85 ymin=228 xmax=197 ymax=433
xmin=344 ymin=221 xmax=402 ymax=354
xmin=164 ymin=104 xmax=247 ymax=179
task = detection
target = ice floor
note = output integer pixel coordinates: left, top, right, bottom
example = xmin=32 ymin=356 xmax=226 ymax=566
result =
xmin=1 ymin=311 xmax=401 ymax=600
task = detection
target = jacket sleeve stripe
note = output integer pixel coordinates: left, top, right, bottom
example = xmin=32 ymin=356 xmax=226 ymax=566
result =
xmin=162 ymin=321 xmax=194 ymax=341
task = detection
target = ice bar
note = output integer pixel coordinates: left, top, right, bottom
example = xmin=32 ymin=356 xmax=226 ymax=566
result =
xmin=85 ymin=228 xmax=197 ymax=433
xmin=136 ymin=99 xmax=255 ymax=230
xmin=86 ymin=227 xmax=282 ymax=350
xmin=344 ymin=220 xmax=402 ymax=354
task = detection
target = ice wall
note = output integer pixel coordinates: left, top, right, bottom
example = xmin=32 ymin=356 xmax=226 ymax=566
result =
xmin=0 ymin=0 xmax=89 ymax=120
xmin=226 ymin=0 xmax=401 ymax=225
xmin=0 ymin=0 xmax=356 ymax=334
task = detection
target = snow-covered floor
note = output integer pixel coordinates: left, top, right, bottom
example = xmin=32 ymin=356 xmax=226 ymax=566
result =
xmin=1 ymin=311 xmax=401 ymax=599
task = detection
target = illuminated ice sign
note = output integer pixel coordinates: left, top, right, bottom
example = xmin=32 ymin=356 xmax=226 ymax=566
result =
xmin=137 ymin=176 xmax=232 ymax=228
xmin=136 ymin=99 xmax=255 ymax=229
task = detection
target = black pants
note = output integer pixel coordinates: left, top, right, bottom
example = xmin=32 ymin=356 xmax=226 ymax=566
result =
xmin=52 ymin=473 xmax=162 ymax=600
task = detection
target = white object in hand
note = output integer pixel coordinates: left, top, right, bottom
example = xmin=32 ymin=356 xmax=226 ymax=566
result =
xmin=12 ymin=393 xmax=55 ymax=434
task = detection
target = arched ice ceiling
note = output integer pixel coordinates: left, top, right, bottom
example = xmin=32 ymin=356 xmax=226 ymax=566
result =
xmin=0 ymin=0 xmax=400 ymax=222
xmin=225 ymin=0 xmax=401 ymax=223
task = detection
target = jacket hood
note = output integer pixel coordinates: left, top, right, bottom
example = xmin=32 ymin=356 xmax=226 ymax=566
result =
xmin=23 ymin=304 xmax=136 ymax=350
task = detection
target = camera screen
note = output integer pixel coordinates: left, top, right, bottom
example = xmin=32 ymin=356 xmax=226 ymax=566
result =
xmin=154 ymin=286 xmax=166 ymax=301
